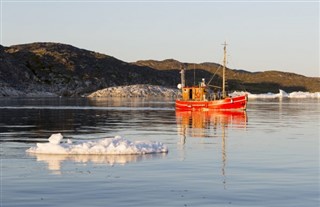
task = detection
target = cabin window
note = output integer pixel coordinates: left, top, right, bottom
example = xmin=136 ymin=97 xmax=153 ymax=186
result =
xmin=189 ymin=89 xmax=192 ymax=100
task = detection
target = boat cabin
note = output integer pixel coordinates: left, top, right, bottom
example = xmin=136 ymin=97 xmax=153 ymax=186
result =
xmin=181 ymin=86 xmax=207 ymax=101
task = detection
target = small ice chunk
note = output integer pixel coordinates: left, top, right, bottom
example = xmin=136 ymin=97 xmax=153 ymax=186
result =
xmin=48 ymin=133 xmax=63 ymax=145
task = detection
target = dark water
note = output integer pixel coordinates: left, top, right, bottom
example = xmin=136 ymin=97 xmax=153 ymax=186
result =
xmin=1 ymin=97 xmax=319 ymax=207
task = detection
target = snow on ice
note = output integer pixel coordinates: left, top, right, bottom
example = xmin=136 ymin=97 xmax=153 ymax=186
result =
xmin=27 ymin=133 xmax=168 ymax=155
xmin=230 ymin=89 xmax=320 ymax=99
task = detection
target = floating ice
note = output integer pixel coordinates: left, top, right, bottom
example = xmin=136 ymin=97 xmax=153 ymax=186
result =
xmin=230 ymin=90 xmax=320 ymax=99
xmin=27 ymin=133 xmax=168 ymax=155
xmin=288 ymin=91 xmax=320 ymax=99
xmin=48 ymin=133 xmax=63 ymax=144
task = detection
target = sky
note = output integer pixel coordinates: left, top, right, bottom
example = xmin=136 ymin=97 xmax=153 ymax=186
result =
xmin=1 ymin=0 xmax=319 ymax=77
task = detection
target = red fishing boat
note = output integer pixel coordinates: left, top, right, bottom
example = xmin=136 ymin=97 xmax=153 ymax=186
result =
xmin=175 ymin=42 xmax=247 ymax=111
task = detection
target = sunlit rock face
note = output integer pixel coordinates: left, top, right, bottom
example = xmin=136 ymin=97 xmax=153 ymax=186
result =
xmin=88 ymin=84 xmax=180 ymax=98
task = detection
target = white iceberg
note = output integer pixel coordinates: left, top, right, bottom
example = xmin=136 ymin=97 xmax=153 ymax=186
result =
xmin=27 ymin=133 xmax=168 ymax=155
xmin=288 ymin=91 xmax=320 ymax=98
xmin=48 ymin=133 xmax=63 ymax=144
xmin=230 ymin=90 xmax=320 ymax=99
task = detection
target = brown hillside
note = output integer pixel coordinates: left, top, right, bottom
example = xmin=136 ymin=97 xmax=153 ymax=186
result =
xmin=1 ymin=42 xmax=319 ymax=96
xmin=133 ymin=60 xmax=320 ymax=93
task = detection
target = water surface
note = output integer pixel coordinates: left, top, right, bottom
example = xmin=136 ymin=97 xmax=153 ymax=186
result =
xmin=1 ymin=97 xmax=319 ymax=207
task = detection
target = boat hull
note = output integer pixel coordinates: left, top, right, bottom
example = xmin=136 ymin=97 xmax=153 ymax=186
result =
xmin=176 ymin=94 xmax=247 ymax=111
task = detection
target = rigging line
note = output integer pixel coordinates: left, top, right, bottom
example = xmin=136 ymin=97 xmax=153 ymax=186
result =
xmin=206 ymin=65 xmax=221 ymax=86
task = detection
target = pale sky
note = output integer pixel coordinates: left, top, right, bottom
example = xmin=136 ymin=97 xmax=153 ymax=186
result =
xmin=1 ymin=0 xmax=319 ymax=77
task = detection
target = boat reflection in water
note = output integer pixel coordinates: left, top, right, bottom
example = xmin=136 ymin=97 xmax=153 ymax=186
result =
xmin=176 ymin=110 xmax=247 ymax=188
xmin=28 ymin=153 xmax=167 ymax=175
xmin=176 ymin=110 xmax=247 ymax=141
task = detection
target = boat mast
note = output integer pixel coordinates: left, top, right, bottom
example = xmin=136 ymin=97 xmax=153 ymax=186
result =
xmin=180 ymin=64 xmax=186 ymax=88
xmin=222 ymin=41 xmax=227 ymax=98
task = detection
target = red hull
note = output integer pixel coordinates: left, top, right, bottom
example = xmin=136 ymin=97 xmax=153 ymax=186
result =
xmin=176 ymin=94 xmax=247 ymax=111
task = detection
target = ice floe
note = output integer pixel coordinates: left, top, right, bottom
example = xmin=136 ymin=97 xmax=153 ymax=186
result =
xmin=230 ymin=90 xmax=320 ymax=99
xmin=27 ymin=133 xmax=168 ymax=155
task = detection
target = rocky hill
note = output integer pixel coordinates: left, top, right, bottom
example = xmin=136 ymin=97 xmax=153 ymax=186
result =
xmin=134 ymin=60 xmax=320 ymax=93
xmin=0 ymin=43 xmax=180 ymax=96
xmin=0 ymin=42 xmax=319 ymax=97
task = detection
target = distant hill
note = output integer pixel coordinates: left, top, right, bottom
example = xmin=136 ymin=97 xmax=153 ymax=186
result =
xmin=133 ymin=60 xmax=320 ymax=93
xmin=0 ymin=42 xmax=319 ymax=96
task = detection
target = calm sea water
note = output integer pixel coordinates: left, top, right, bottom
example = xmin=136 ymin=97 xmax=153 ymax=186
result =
xmin=1 ymin=97 xmax=319 ymax=207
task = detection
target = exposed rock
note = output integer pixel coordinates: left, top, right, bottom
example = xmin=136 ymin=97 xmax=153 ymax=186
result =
xmin=88 ymin=84 xmax=180 ymax=98
xmin=0 ymin=85 xmax=25 ymax=97
xmin=0 ymin=42 xmax=182 ymax=97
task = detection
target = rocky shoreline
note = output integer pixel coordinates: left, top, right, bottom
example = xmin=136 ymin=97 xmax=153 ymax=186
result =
xmin=0 ymin=85 xmax=58 ymax=97
xmin=0 ymin=84 xmax=180 ymax=98
xmin=88 ymin=84 xmax=180 ymax=98
xmin=1 ymin=83 xmax=319 ymax=99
